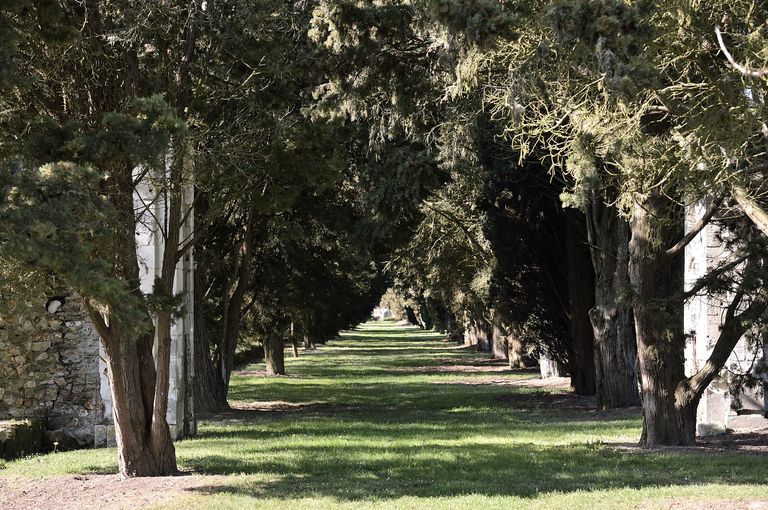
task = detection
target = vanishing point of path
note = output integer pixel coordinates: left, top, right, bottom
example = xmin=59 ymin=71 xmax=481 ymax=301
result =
xmin=1 ymin=322 xmax=768 ymax=510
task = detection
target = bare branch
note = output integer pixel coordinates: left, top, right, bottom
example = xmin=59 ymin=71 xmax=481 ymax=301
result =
xmin=715 ymin=26 xmax=768 ymax=79
xmin=684 ymin=286 xmax=767 ymax=402
xmin=666 ymin=192 xmax=724 ymax=258
xmin=682 ymin=254 xmax=749 ymax=300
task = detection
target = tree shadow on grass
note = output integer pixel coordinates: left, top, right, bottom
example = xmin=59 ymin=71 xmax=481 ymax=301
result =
xmin=187 ymin=323 xmax=768 ymax=501
xmin=182 ymin=439 xmax=768 ymax=501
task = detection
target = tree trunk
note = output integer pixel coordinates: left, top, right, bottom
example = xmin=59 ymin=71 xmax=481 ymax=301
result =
xmin=264 ymin=333 xmax=286 ymax=376
xmin=192 ymin=268 xmax=229 ymax=413
xmin=490 ymin=313 xmax=509 ymax=361
xmin=302 ymin=314 xmax=316 ymax=350
xmin=303 ymin=332 xmax=314 ymax=350
xmin=629 ymin=193 xmax=691 ymax=445
xmin=85 ymin=160 xmax=176 ymax=477
xmin=565 ymin=210 xmax=597 ymax=395
xmin=150 ymin=141 xmax=187 ymax=472
xmin=291 ymin=320 xmax=299 ymax=358
xmin=474 ymin=319 xmax=491 ymax=352
xmin=507 ymin=329 xmax=527 ymax=369
xmin=447 ymin=312 xmax=464 ymax=344
xmin=98 ymin=324 xmax=176 ymax=477
xmin=404 ymin=306 xmax=419 ymax=327
xmin=586 ymin=192 xmax=640 ymax=409
xmin=220 ymin=214 xmax=255 ymax=388
xmin=501 ymin=321 xmax=533 ymax=369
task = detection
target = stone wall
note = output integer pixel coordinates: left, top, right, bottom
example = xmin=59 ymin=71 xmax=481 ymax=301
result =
xmin=0 ymin=296 xmax=102 ymax=449
xmin=684 ymin=201 xmax=768 ymax=435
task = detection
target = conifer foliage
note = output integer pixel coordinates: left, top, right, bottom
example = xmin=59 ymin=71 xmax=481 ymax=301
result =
xmin=3 ymin=0 xmax=768 ymax=477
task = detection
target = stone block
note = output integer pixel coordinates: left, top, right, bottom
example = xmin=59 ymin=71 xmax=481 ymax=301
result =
xmin=728 ymin=414 xmax=768 ymax=432
xmin=93 ymin=424 xmax=116 ymax=447
xmin=697 ymin=421 xmax=727 ymax=437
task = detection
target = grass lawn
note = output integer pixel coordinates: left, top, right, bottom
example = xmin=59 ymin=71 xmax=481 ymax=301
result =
xmin=1 ymin=321 xmax=767 ymax=509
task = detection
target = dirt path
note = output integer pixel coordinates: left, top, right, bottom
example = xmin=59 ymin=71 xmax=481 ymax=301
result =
xmin=0 ymin=473 xmax=223 ymax=510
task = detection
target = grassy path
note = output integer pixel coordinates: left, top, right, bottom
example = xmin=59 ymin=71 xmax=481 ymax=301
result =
xmin=1 ymin=322 xmax=768 ymax=509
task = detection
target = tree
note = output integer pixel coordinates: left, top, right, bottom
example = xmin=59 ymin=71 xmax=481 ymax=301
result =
xmin=493 ymin=0 xmax=768 ymax=442
xmin=0 ymin=0 xmax=210 ymax=476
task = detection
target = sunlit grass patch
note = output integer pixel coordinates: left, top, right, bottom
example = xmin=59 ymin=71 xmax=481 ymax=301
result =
xmin=2 ymin=322 xmax=767 ymax=509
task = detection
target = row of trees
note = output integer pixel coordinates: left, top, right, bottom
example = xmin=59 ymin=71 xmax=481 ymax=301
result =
xmin=311 ymin=0 xmax=768 ymax=446
xmin=0 ymin=0 xmax=403 ymax=477
xmin=2 ymin=0 xmax=768 ymax=478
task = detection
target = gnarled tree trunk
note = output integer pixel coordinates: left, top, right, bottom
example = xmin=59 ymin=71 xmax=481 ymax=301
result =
xmin=586 ymin=192 xmax=640 ymax=409
xmin=629 ymin=193 xmax=691 ymax=445
xmin=98 ymin=323 xmax=177 ymax=477
xmin=85 ymin=161 xmax=177 ymax=477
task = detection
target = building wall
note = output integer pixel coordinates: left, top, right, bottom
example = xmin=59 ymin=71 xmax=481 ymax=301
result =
xmin=684 ymin=200 xmax=768 ymax=435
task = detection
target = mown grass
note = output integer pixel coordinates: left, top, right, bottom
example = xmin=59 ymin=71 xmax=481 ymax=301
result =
xmin=2 ymin=322 xmax=767 ymax=509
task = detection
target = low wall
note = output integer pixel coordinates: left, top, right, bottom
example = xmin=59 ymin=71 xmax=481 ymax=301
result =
xmin=0 ymin=297 xmax=102 ymax=449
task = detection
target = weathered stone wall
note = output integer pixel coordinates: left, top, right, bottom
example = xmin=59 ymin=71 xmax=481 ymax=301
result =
xmin=0 ymin=297 xmax=102 ymax=449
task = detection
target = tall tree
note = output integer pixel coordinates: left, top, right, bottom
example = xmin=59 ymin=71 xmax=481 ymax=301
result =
xmin=0 ymin=0 xmax=206 ymax=476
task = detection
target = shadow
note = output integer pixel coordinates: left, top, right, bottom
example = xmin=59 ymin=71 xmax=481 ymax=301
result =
xmin=182 ymin=438 xmax=768 ymax=501
xmin=181 ymin=323 xmax=763 ymax=502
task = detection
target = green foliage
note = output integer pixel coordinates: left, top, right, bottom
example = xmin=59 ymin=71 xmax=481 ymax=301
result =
xmin=1 ymin=93 xmax=184 ymax=330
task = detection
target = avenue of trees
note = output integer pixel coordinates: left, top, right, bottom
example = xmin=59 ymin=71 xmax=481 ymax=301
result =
xmin=2 ymin=0 xmax=768 ymax=477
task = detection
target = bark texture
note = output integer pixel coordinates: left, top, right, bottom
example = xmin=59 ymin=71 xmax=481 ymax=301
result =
xmin=565 ymin=210 xmax=597 ymax=395
xmin=85 ymin=162 xmax=176 ymax=477
xmin=586 ymin=195 xmax=640 ymax=409
xmin=219 ymin=216 xmax=255 ymax=388
xmin=192 ymin=269 xmax=229 ymax=413
xmin=264 ymin=334 xmax=286 ymax=376
xmin=629 ymin=193 xmax=691 ymax=445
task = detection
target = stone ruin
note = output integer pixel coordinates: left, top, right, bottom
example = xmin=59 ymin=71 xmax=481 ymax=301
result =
xmin=0 ymin=161 xmax=195 ymax=456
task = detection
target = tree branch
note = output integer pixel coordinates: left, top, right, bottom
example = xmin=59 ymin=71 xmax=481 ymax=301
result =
xmin=715 ymin=26 xmax=768 ymax=78
xmin=423 ymin=201 xmax=491 ymax=262
xmin=733 ymin=184 xmax=768 ymax=237
xmin=666 ymin=192 xmax=724 ymax=258
xmin=682 ymin=254 xmax=749 ymax=300
xmin=683 ymin=286 xmax=767 ymax=403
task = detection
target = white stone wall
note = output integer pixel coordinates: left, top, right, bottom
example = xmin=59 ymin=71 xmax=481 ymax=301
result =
xmin=684 ymin=200 xmax=768 ymax=435
xmin=96 ymin=154 xmax=195 ymax=445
